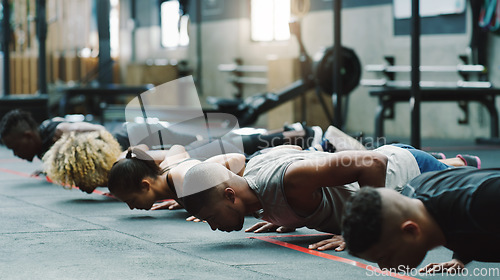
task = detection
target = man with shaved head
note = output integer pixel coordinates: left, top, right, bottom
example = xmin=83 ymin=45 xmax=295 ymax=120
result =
xmin=180 ymin=144 xmax=458 ymax=250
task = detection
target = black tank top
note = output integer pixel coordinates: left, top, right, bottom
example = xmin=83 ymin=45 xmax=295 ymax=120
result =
xmin=402 ymin=167 xmax=500 ymax=264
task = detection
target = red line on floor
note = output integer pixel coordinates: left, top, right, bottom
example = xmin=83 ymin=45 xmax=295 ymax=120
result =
xmin=251 ymin=233 xmax=332 ymax=238
xmin=0 ymin=167 xmax=42 ymax=179
xmin=250 ymin=235 xmax=421 ymax=280
xmin=0 ymin=168 xmax=116 ymax=198
xmin=0 ymin=158 xmax=24 ymax=163
xmin=91 ymin=189 xmax=116 ymax=198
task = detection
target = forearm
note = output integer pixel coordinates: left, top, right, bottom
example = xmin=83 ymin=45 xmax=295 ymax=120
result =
xmin=356 ymin=154 xmax=387 ymax=187
xmin=53 ymin=122 xmax=106 ymax=142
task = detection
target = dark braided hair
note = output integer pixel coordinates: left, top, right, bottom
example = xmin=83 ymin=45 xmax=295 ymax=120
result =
xmin=0 ymin=109 xmax=39 ymax=143
xmin=107 ymin=147 xmax=165 ymax=194
xmin=342 ymin=187 xmax=383 ymax=254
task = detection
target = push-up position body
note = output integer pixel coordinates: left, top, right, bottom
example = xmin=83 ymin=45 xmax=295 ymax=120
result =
xmin=0 ymin=109 xmax=107 ymax=162
xmin=342 ymin=167 xmax=500 ymax=272
xmin=181 ymin=144 xmax=460 ymax=250
xmin=108 ymin=145 xmax=246 ymax=211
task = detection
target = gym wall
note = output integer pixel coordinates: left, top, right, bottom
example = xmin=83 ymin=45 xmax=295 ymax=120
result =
xmin=122 ymin=0 xmax=500 ymax=140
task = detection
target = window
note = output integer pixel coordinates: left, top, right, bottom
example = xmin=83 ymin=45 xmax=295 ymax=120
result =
xmin=251 ymin=0 xmax=291 ymax=42
xmin=161 ymin=0 xmax=190 ymax=48
xmin=110 ymin=0 xmax=120 ymax=58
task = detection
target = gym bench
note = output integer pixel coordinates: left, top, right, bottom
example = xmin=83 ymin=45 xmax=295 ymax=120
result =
xmin=58 ymin=84 xmax=153 ymax=123
xmin=369 ymin=87 xmax=500 ymax=142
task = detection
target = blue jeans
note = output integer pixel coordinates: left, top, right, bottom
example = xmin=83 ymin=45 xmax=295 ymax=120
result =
xmin=391 ymin=144 xmax=451 ymax=173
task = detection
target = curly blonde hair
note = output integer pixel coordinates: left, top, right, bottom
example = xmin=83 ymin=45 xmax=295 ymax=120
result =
xmin=42 ymin=130 xmax=123 ymax=193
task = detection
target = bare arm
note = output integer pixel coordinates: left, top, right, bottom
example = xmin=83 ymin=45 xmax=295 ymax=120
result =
xmin=165 ymin=151 xmax=245 ymax=196
xmin=204 ymin=153 xmax=246 ymax=176
xmin=159 ymin=145 xmax=191 ymax=170
xmin=54 ymin=122 xmax=106 ymax=142
xmin=284 ymin=150 xmax=388 ymax=215
xmin=56 ymin=122 xmax=105 ymax=133
xmin=420 ymin=259 xmax=465 ymax=273
xmin=116 ymin=145 xmax=189 ymax=166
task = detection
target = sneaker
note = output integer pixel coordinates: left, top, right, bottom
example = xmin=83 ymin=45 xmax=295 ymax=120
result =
xmin=298 ymin=123 xmax=323 ymax=149
xmin=308 ymin=144 xmax=324 ymax=152
xmin=320 ymin=138 xmax=336 ymax=153
xmin=306 ymin=139 xmax=336 ymax=153
xmin=283 ymin=122 xmax=304 ymax=132
xmin=429 ymin=152 xmax=446 ymax=160
xmin=456 ymin=154 xmax=481 ymax=169
xmin=311 ymin=126 xmax=323 ymax=147
xmin=323 ymin=126 xmax=366 ymax=151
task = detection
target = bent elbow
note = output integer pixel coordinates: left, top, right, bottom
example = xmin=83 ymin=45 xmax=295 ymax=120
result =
xmin=356 ymin=153 xmax=388 ymax=188
xmin=372 ymin=154 xmax=388 ymax=172
xmin=360 ymin=152 xmax=387 ymax=169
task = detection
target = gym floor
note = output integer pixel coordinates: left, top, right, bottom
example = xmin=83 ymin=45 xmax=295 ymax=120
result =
xmin=1 ymin=139 xmax=500 ymax=280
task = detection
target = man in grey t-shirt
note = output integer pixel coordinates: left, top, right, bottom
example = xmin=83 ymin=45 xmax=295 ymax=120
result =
xmin=181 ymin=144 xmax=451 ymax=251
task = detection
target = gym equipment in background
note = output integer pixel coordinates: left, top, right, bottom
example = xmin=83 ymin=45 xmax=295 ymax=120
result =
xmin=361 ymin=55 xmax=491 ymax=89
xmin=314 ymin=46 xmax=362 ymax=96
xmin=362 ymin=55 xmax=500 ymax=146
xmin=206 ymin=20 xmax=362 ymax=128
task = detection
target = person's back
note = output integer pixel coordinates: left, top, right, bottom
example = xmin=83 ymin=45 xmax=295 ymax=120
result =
xmin=402 ymin=167 xmax=500 ymax=264
xmin=244 ymin=148 xmax=357 ymax=233
xmin=37 ymin=118 xmax=65 ymax=158
xmin=0 ymin=109 xmax=111 ymax=161
xmin=244 ymin=144 xmax=421 ymax=233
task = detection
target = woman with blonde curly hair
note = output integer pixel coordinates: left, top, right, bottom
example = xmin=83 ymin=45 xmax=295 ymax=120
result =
xmin=42 ymin=130 xmax=123 ymax=193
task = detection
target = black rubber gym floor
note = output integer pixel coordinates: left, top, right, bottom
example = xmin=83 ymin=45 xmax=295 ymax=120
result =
xmin=1 ymin=139 xmax=499 ymax=279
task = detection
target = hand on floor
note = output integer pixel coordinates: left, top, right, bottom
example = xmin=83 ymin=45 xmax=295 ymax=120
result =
xmin=308 ymin=235 xmax=345 ymax=251
xmin=186 ymin=216 xmax=206 ymax=223
xmin=245 ymin=221 xmax=296 ymax=233
xmin=419 ymin=259 xmax=465 ymax=274
xmin=30 ymin=169 xmax=46 ymax=177
xmin=151 ymin=200 xmax=183 ymax=210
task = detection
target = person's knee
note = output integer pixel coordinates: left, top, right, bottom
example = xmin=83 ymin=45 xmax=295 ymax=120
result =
xmin=412 ymin=151 xmax=449 ymax=173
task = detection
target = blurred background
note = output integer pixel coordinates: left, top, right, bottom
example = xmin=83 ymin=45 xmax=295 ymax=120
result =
xmin=1 ymin=0 xmax=499 ymax=146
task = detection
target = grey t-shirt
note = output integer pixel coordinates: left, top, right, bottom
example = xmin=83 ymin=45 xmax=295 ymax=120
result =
xmin=244 ymin=149 xmax=358 ymax=234
xmin=243 ymin=146 xmax=421 ymax=234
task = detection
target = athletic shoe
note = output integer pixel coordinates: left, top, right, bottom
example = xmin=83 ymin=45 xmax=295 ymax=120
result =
xmin=429 ymin=152 xmax=446 ymax=160
xmin=320 ymin=138 xmax=336 ymax=153
xmin=311 ymin=126 xmax=323 ymax=147
xmin=456 ymin=154 xmax=482 ymax=169
xmin=323 ymin=125 xmax=366 ymax=151
xmin=307 ymin=139 xmax=336 ymax=153
xmin=283 ymin=122 xmax=304 ymax=132
xmin=308 ymin=144 xmax=324 ymax=152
